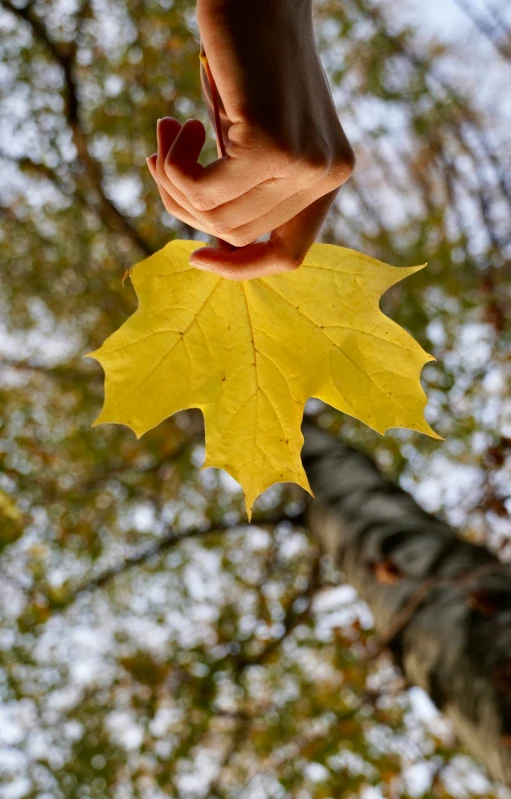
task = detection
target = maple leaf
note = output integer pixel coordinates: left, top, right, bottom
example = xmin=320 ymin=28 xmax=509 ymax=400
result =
xmin=89 ymin=240 xmax=439 ymax=518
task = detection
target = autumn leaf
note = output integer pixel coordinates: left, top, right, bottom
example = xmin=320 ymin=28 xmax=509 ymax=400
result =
xmin=88 ymin=240 xmax=438 ymax=517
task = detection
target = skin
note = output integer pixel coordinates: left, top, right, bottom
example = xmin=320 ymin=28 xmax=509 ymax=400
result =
xmin=146 ymin=0 xmax=355 ymax=280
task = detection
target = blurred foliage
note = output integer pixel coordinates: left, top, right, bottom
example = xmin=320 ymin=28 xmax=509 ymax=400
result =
xmin=0 ymin=0 xmax=510 ymax=796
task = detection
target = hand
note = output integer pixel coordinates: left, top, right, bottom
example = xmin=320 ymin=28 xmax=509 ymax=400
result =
xmin=146 ymin=0 xmax=355 ymax=280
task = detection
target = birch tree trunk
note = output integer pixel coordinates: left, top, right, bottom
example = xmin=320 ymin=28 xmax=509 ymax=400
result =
xmin=302 ymin=424 xmax=511 ymax=786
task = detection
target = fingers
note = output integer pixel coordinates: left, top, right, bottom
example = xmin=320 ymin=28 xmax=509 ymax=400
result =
xmin=270 ymin=187 xmax=339 ymax=266
xmin=210 ymin=176 xmax=338 ymax=249
xmin=156 ymin=119 xmax=205 ymax=217
xmin=155 ymin=119 xmax=250 ymax=227
xmin=186 ymin=175 xmax=303 ymax=242
xmin=152 ymin=120 xmax=218 ymax=236
xmin=147 ymin=155 xmax=213 ymax=238
xmin=151 ymin=118 xmax=341 ymax=247
xmin=162 ymin=121 xmax=278 ymax=210
xmin=189 ymin=188 xmax=339 ymax=280
xmin=150 ymin=118 xmax=296 ymax=243
xmin=189 ymin=241 xmax=296 ymax=280
xmin=164 ymin=118 xmax=206 ymax=175
xmin=153 ymin=119 xmax=336 ymax=247
xmin=156 ymin=116 xmax=182 ymax=156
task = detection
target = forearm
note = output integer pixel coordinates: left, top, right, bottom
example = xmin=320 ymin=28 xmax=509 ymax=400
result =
xmin=198 ymin=0 xmax=344 ymax=160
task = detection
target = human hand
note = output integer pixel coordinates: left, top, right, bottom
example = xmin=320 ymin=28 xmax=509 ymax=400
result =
xmin=146 ymin=0 xmax=355 ymax=280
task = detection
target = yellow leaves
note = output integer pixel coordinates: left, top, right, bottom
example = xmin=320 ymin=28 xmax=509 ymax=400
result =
xmin=0 ymin=489 xmax=21 ymax=522
xmin=89 ymin=240 xmax=438 ymax=517
xmin=0 ymin=489 xmax=23 ymax=549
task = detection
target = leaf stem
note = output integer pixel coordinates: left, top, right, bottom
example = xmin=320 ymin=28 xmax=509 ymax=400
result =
xmin=199 ymin=50 xmax=227 ymax=158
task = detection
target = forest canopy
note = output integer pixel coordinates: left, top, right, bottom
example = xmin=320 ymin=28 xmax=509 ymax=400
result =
xmin=0 ymin=0 xmax=510 ymax=797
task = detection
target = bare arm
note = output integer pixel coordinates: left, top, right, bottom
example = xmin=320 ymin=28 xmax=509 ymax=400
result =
xmin=147 ymin=0 xmax=355 ymax=279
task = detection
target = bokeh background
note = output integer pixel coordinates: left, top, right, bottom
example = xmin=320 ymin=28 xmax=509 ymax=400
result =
xmin=0 ymin=0 xmax=510 ymax=796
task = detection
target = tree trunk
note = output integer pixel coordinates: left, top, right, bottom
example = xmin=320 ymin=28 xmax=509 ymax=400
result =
xmin=302 ymin=424 xmax=511 ymax=786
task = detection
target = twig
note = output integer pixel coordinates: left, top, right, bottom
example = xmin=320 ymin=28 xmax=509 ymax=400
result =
xmin=46 ymin=511 xmax=303 ymax=612
xmin=452 ymin=0 xmax=511 ymax=61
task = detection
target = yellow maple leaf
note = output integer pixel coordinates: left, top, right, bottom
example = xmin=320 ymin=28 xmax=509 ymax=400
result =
xmin=89 ymin=240 xmax=439 ymax=518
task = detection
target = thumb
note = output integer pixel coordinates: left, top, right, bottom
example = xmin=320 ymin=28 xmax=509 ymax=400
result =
xmin=189 ymin=188 xmax=339 ymax=280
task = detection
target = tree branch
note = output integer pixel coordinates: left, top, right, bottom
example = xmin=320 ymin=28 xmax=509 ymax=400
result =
xmin=46 ymin=510 xmax=304 ymax=612
xmin=203 ymin=550 xmax=322 ymax=796
xmin=2 ymin=0 xmax=154 ymax=256
xmin=0 ymin=354 xmax=95 ymax=384
xmin=235 ymin=549 xmax=321 ymax=672
xmin=452 ymin=0 xmax=511 ymax=61
xmin=356 ymin=0 xmax=511 ymax=214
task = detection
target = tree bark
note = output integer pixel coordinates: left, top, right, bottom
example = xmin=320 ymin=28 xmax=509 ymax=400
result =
xmin=302 ymin=424 xmax=511 ymax=786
